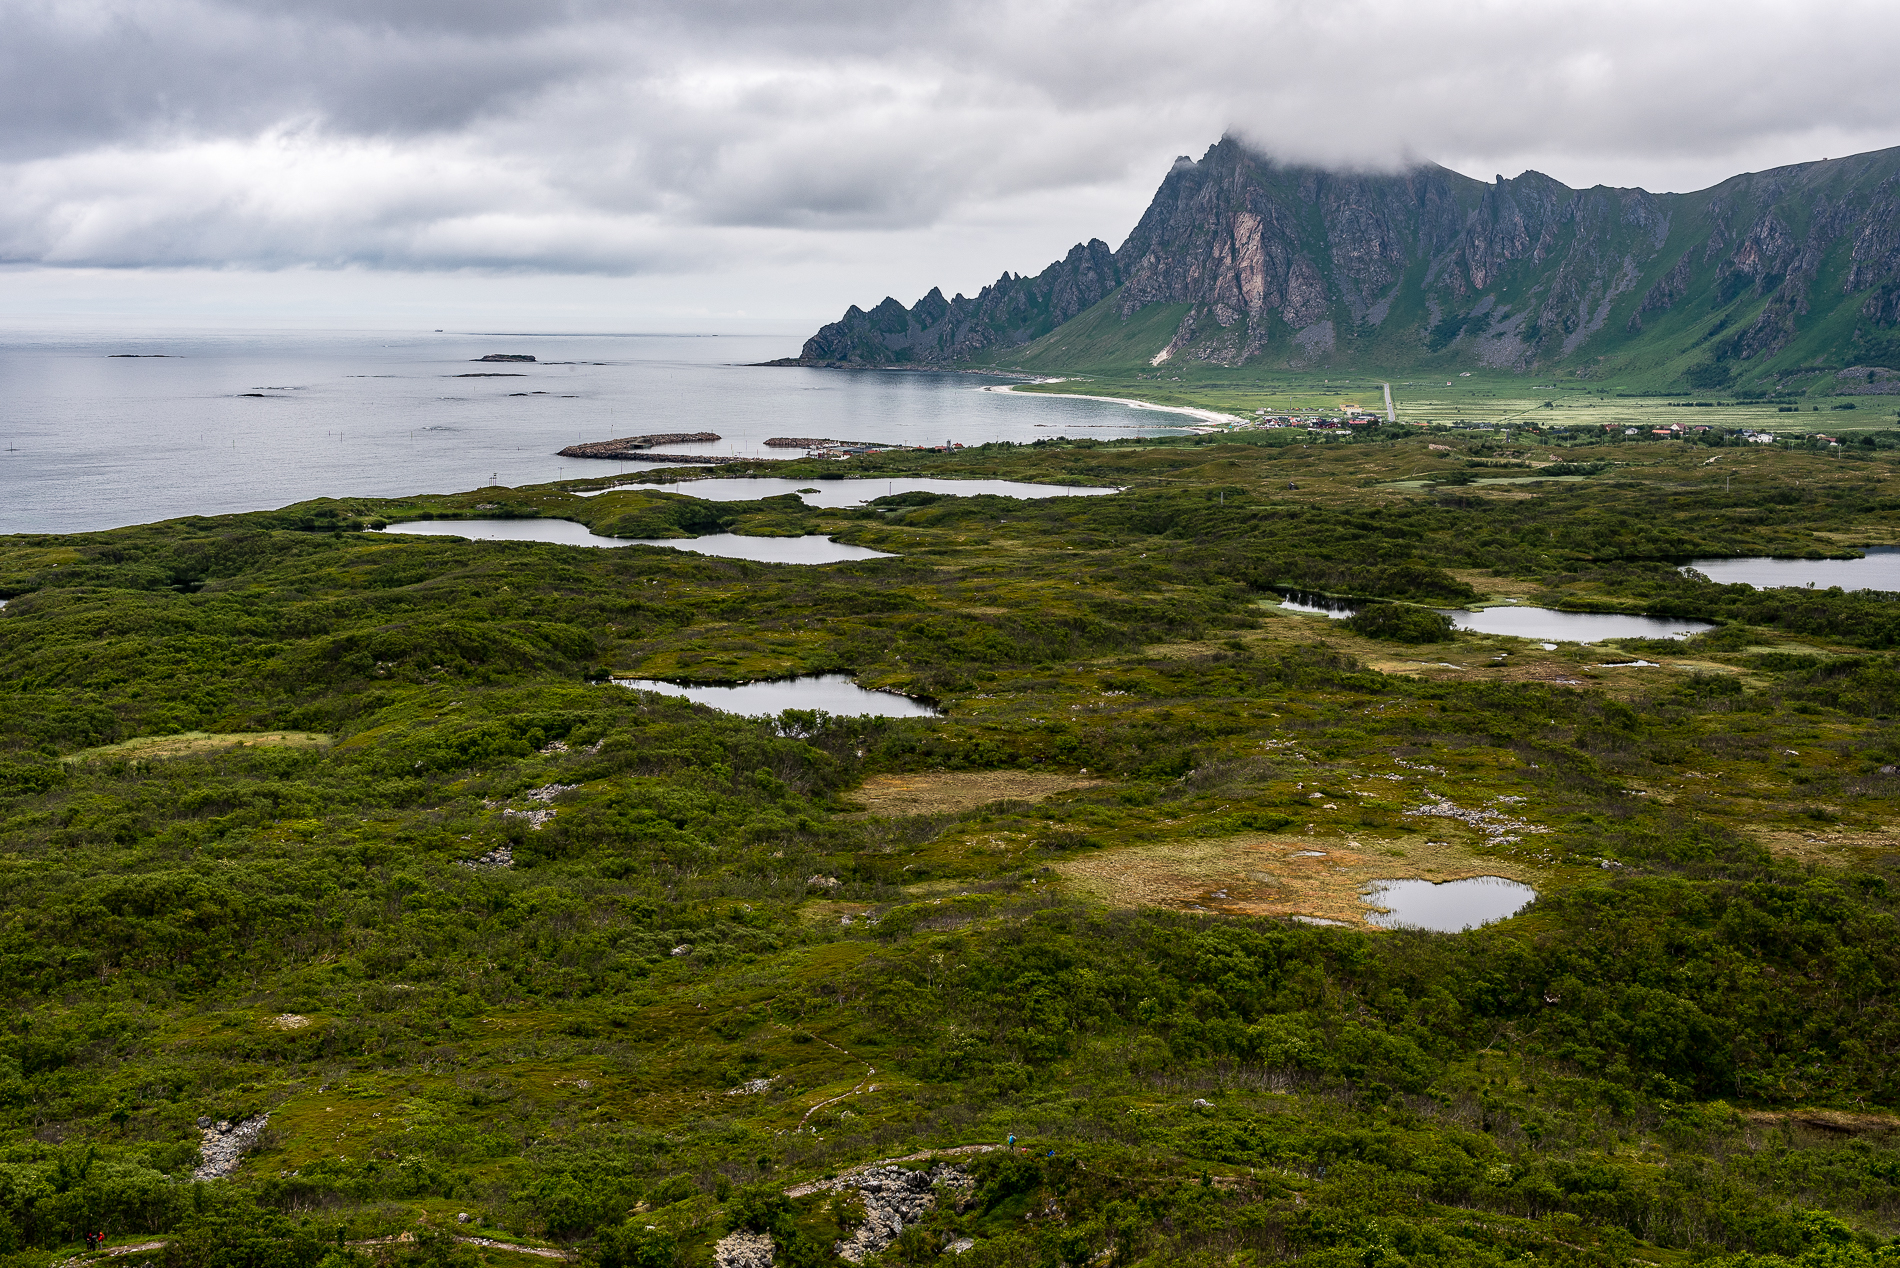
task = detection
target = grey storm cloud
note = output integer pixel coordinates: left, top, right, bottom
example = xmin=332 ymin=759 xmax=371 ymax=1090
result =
xmin=3 ymin=0 xmax=1899 ymax=274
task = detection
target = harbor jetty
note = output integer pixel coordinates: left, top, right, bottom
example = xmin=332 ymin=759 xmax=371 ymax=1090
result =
xmin=765 ymin=437 xmax=896 ymax=454
xmin=558 ymin=432 xmax=722 ymax=459
xmin=559 ymin=433 xmax=905 ymax=463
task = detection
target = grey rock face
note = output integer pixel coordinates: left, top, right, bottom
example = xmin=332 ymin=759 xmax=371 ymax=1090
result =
xmin=714 ymin=1230 xmax=775 ymax=1268
xmin=796 ymin=240 xmax=1122 ymax=366
xmin=795 ymin=135 xmax=1900 ymax=377
xmin=193 ymin=1114 xmax=269 ymax=1180
xmin=792 ymin=1163 xmax=973 ymax=1264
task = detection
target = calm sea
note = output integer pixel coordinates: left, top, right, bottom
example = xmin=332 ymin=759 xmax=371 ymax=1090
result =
xmin=0 ymin=330 xmax=1186 ymax=535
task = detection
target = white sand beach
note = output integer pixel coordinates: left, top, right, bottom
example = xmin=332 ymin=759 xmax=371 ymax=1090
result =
xmin=980 ymin=382 xmax=1243 ymax=429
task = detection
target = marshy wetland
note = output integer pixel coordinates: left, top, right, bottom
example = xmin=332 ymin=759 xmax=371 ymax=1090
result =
xmin=3 ymin=423 xmax=1900 ymax=1267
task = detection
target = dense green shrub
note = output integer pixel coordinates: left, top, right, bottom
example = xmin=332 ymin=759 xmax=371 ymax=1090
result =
xmin=1343 ymin=603 xmax=1456 ymax=643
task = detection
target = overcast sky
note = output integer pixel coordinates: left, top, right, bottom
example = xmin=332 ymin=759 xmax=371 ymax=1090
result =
xmin=3 ymin=0 xmax=1898 ymax=334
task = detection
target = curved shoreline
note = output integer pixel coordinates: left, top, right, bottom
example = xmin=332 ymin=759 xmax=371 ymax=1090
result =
xmin=979 ymin=382 xmax=1243 ymax=428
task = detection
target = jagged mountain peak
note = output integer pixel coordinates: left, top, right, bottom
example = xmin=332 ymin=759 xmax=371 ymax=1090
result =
xmin=791 ymin=136 xmax=1900 ymax=386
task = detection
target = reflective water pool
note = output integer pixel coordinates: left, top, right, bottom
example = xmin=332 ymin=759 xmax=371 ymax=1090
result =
xmin=1363 ymin=876 xmax=1538 ymax=932
xmin=1274 ymin=590 xmax=1711 ymax=643
xmin=1444 ymin=607 xmax=1713 ymax=642
xmin=1274 ymin=591 xmax=1355 ymax=618
xmin=578 ymin=476 xmax=1121 ymax=505
xmin=618 ymin=533 xmax=893 ymax=564
xmin=612 ymin=674 xmax=940 ymax=718
xmin=378 ymin=521 xmax=891 ymax=563
xmin=380 ymin=518 xmax=631 ymax=547
xmin=1686 ymin=547 xmax=1900 ymax=591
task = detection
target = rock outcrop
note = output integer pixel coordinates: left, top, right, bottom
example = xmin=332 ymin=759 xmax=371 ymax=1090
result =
xmin=193 ymin=1114 xmax=269 ymax=1180
xmin=790 ymin=137 xmax=1900 ymax=382
xmin=790 ymin=1162 xmax=973 ymax=1263
xmin=713 ymin=1230 xmax=775 ymax=1268
xmin=792 ymin=239 xmax=1122 ymax=366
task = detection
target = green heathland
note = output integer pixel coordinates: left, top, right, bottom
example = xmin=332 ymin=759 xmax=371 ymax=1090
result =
xmin=2 ymin=433 xmax=1900 ymax=1268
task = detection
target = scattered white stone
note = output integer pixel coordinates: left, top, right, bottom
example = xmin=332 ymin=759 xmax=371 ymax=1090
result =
xmin=727 ymin=1077 xmax=777 ymax=1096
xmin=462 ymin=844 xmax=514 ymax=870
xmin=714 ymin=1230 xmax=775 ymax=1268
xmin=193 ymin=1114 xmax=269 ymax=1180
xmin=525 ymin=783 xmax=578 ymax=803
xmin=1191 ymin=1099 xmax=1214 ymax=1109
xmin=539 ymin=740 xmax=569 ymax=755
xmin=271 ymin=1014 xmax=311 ymax=1030
xmin=670 ymin=944 xmax=692 ymax=957
xmin=806 ymin=875 xmax=841 ymax=891
xmin=947 ymin=1238 xmax=975 ymax=1255
xmin=1403 ymin=795 xmax=1549 ymax=846
xmin=794 ymin=1164 xmax=973 ymax=1264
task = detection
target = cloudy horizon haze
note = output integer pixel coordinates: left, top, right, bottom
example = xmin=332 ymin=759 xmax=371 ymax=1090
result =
xmin=5 ymin=0 xmax=1898 ymax=335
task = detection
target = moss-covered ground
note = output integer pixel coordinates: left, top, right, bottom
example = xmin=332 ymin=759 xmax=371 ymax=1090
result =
xmin=1 ymin=432 xmax=1899 ymax=1268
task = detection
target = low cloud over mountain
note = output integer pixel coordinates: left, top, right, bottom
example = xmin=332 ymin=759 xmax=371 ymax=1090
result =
xmin=2 ymin=0 xmax=1899 ymax=315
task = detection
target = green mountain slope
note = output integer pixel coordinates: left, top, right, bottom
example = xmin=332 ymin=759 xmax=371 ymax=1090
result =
xmin=799 ymin=138 xmax=1900 ymax=395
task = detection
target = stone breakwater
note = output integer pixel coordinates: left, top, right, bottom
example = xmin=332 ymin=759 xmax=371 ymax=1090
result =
xmin=604 ymin=453 xmax=778 ymax=465
xmin=558 ymin=433 xmax=721 ymax=459
xmin=193 ymin=1114 xmax=269 ymax=1179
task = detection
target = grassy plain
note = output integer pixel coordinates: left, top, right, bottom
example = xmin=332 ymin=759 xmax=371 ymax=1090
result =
xmin=0 ymin=430 xmax=1899 ymax=1268
xmin=1009 ymin=373 xmax=1900 ymax=437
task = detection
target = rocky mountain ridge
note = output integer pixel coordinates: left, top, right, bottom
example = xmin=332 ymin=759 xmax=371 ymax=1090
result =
xmin=789 ymin=137 xmax=1900 ymax=386
xmin=792 ymin=238 xmax=1122 ymax=367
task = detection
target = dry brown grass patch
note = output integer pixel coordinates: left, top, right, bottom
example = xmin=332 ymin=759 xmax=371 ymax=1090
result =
xmin=66 ymin=731 xmax=332 ymax=763
xmin=1752 ymin=826 xmax=1900 ymax=864
xmin=1743 ymin=1108 xmax=1900 ymax=1135
xmin=851 ymin=771 xmax=1104 ymax=816
xmin=1051 ymin=833 xmax=1540 ymax=928
xmin=1448 ymin=570 xmax=1544 ymax=598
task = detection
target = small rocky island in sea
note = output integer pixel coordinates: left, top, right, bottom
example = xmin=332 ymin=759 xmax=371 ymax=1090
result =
xmin=475 ymin=353 xmax=536 ymax=362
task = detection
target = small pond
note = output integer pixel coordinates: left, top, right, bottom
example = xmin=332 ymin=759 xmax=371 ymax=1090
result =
xmin=1363 ymin=876 xmax=1538 ymax=932
xmin=618 ymin=533 xmax=893 ymax=564
xmin=612 ymin=673 xmax=940 ymax=718
xmin=1444 ymin=607 xmax=1713 ymax=643
xmin=381 ymin=518 xmax=634 ymax=548
xmin=1273 ymin=590 xmax=1711 ymax=643
xmin=1273 ymin=590 xmax=1354 ymax=618
xmin=1685 ymin=547 xmax=1900 ymax=592
xmin=579 ymin=477 xmax=1121 ymax=505
xmin=378 ymin=521 xmax=890 ymax=563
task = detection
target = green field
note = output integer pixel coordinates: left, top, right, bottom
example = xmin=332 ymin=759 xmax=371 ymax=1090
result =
xmin=2 ymin=434 xmax=1900 ymax=1268
xmin=1008 ymin=372 xmax=1900 ymax=439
